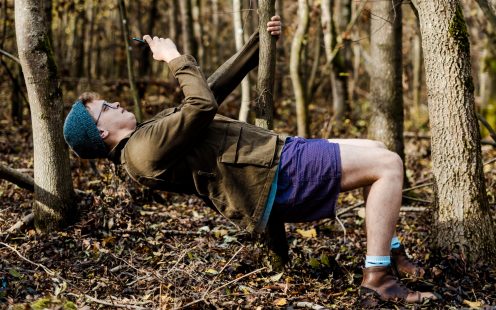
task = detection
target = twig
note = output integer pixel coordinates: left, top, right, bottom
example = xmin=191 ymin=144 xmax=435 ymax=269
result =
xmin=402 ymin=195 xmax=432 ymax=204
xmin=0 ymin=47 xmax=20 ymax=65
xmin=477 ymin=113 xmax=496 ymax=143
xmin=293 ymin=301 xmax=327 ymax=309
xmin=402 ymin=182 xmax=433 ymax=193
xmin=161 ymin=229 xmax=204 ymax=236
xmin=68 ymin=293 xmax=150 ymax=310
xmin=179 ymin=267 xmax=266 ymax=309
xmin=0 ymin=242 xmax=55 ymax=276
xmin=203 ymin=246 xmax=245 ymax=297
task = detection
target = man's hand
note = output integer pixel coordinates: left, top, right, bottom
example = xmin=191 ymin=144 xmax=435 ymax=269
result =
xmin=143 ymin=35 xmax=182 ymax=63
xmin=267 ymin=15 xmax=282 ymax=37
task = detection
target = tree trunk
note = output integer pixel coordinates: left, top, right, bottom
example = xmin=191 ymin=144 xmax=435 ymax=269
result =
xmin=290 ymin=0 xmax=309 ymax=137
xmin=480 ymin=24 xmax=496 ymax=137
xmin=476 ymin=0 xmax=496 ymax=28
xmin=15 ymin=0 xmax=76 ymax=231
xmin=322 ymin=0 xmax=348 ymax=134
xmin=368 ymin=0 xmax=405 ymax=161
xmin=255 ymin=0 xmax=276 ymax=130
xmin=413 ymin=0 xmax=496 ymax=262
xmin=412 ymin=32 xmax=422 ymax=119
xmin=233 ymin=0 xmax=252 ymax=122
xmin=179 ymin=0 xmax=197 ymax=59
xmin=191 ymin=0 xmax=204 ymax=66
xmin=137 ymin=0 xmax=158 ymax=99
xmin=118 ymin=0 xmax=142 ymax=122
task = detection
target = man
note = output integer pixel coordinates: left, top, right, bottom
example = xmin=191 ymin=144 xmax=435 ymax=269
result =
xmin=63 ymin=16 xmax=436 ymax=304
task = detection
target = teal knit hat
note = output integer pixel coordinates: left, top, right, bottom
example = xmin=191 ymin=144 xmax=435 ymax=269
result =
xmin=63 ymin=100 xmax=108 ymax=159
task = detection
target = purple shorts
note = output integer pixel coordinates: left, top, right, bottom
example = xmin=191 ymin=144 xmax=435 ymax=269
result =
xmin=272 ymin=137 xmax=342 ymax=222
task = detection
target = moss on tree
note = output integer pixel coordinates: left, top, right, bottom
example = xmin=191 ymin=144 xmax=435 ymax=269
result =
xmin=449 ymin=3 xmax=470 ymax=55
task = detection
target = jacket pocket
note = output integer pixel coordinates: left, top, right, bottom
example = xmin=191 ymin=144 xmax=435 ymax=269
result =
xmin=220 ymin=122 xmax=277 ymax=167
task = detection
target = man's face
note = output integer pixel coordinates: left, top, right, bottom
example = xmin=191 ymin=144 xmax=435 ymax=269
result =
xmin=85 ymin=99 xmax=137 ymax=134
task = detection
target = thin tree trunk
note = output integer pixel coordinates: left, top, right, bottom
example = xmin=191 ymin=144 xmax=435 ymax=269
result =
xmin=137 ymin=0 xmax=158 ymax=99
xmin=306 ymin=19 xmax=321 ymax=103
xmin=211 ymin=0 xmax=220 ymax=69
xmin=191 ymin=0 xmax=204 ymax=66
xmin=15 ymin=0 xmax=76 ymax=231
xmin=480 ymin=24 xmax=496 ymax=136
xmin=413 ymin=0 xmax=496 ymax=262
xmin=476 ymin=0 xmax=496 ymax=28
xmin=412 ymin=32 xmax=422 ymax=119
xmin=368 ymin=0 xmax=405 ymax=161
xmin=233 ymin=0 xmax=252 ymax=122
xmin=255 ymin=0 xmax=276 ymax=130
xmin=179 ymin=0 xmax=197 ymax=58
xmin=118 ymin=0 xmax=142 ymax=122
xmin=291 ymin=0 xmax=309 ymax=137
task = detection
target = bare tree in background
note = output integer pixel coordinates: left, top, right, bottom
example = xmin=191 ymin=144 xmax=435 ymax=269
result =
xmin=233 ymin=0 xmax=252 ymax=122
xmin=118 ymin=0 xmax=142 ymax=122
xmin=290 ymin=0 xmax=310 ymax=137
xmin=412 ymin=0 xmax=496 ymax=262
xmin=15 ymin=0 xmax=76 ymax=231
xmin=179 ymin=0 xmax=197 ymax=59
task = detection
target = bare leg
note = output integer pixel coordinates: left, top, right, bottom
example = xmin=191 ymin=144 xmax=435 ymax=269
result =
xmin=331 ymin=141 xmax=403 ymax=256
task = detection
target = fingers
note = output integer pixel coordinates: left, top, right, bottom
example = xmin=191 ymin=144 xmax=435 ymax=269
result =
xmin=267 ymin=15 xmax=282 ymax=36
xmin=143 ymin=35 xmax=152 ymax=44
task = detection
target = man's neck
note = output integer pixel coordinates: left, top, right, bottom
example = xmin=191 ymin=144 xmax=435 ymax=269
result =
xmin=106 ymin=127 xmax=136 ymax=150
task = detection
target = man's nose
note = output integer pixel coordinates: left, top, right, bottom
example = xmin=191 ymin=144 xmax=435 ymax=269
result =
xmin=112 ymin=102 xmax=120 ymax=108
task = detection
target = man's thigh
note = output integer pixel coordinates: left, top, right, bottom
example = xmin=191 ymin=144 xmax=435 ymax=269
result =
xmin=328 ymin=138 xmax=385 ymax=149
xmin=332 ymin=142 xmax=391 ymax=192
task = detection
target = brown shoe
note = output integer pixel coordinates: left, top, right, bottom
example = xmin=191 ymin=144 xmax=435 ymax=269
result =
xmin=391 ymin=246 xmax=425 ymax=280
xmin=360 ymin=266 xmax=436 ymax=304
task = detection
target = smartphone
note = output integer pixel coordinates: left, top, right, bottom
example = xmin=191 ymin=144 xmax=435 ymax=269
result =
xmin=132 ymin=37 xmax=146 ymax=44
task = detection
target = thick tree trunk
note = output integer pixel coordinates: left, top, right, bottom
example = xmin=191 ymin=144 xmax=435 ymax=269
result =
xmin=413 ymin=0 xmax=496 ymax=262
xmin=255 ymin=0 xmax=276 ymax=130
xmin=15 ymin=0 xmax=76 ymax=231
xmin=368 ymin=0 xmax=405 ymax=160
xmin=118 ymin=0 xmax=142 ymax=122
xmin=290 ymin=0 xmax=309 ymax=137
xmin=233 ymin=0 xmax=252 ymax=122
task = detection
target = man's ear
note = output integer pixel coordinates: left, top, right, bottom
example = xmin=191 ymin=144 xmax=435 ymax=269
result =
xmin=99 ymin=129 xmax=109 ymax=140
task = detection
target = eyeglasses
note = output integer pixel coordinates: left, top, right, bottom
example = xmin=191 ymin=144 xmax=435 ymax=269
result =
xmin=95 ymin=101 xmax=118 ymax=125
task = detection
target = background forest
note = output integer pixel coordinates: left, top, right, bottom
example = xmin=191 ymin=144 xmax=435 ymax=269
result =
xmin=0 ymin=0 xmax=496 ymax=309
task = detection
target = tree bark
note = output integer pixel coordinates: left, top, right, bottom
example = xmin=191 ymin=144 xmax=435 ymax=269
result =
xmin=368 ymin=0 xmax=405 ymax=161
xmin=118 ymin=0 xmax=142 ymax=122
xmin=233 ymin=0 xmax=252 ymax=122
xmin=15 ymin=0 xmax=76 ymax=231
xmin=412 ymin=32 xmax=422 ymax=118
xmin=255 ymin=0 xmax=276 ymax=130
xmin=290 ymin=0 xmax=309 ymax=137
xmin=413 ymin=0 xmax=496 ymax=262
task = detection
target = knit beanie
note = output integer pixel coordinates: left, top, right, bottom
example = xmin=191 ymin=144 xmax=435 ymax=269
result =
xmin=63 ymin=100 xmax=108 ymax=159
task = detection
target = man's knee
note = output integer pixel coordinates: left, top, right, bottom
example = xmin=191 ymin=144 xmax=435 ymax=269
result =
xmin=382 ymin=150 xmax=404 ymax=180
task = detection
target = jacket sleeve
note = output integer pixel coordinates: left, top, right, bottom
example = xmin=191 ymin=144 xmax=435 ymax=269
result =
xmin=207 ymin=31 xmax=260 ymax=105
xmin=126 ymin=55 xmax=218 ymax=173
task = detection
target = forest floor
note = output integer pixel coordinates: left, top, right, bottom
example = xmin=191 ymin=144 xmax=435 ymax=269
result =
xmin=1 ymin=116 xmax=495 ymax=310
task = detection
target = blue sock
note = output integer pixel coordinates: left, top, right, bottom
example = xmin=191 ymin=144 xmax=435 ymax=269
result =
xmin=390 ymin=236 xmax=401 ymax=249
xmin=365 ymin=255 xmax=391 ymax=268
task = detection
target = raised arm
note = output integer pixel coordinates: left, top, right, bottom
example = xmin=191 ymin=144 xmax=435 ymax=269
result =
xmin=207 ymin=15 xmax=281 ymax=105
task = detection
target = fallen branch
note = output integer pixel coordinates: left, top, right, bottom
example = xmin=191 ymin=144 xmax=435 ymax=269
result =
xmin=7 ymin=213 xmax=34 ymax=232
xmin=0 ymin=47 xmax=21 ymax=65
xmin=0 ymin=163 xmax=34 ymax=192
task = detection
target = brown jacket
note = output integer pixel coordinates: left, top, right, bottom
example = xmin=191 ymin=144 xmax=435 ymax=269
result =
xmin=109 ymin=32 xmax=287 ymax=233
